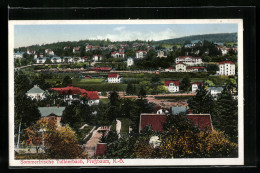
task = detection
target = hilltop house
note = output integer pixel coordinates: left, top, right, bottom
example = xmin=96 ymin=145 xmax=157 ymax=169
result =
xmin=216 ymin=61 xmax=236 ymax=76
xmin=208 ymin=86 xmax=224 ymax=97
xmin=51 ymin=57 xmax=62 ymax=63
xmin=156 ymin=50 xmax=167 ymax=58
xmin=111 ymin=51 xmax=125 ymax=58
xmin=136 ymin=50 xmax=147 ymax=59
xmin=36 ymin=57 xmax=48 ymax=64
xmin=175 ymin=62 xmax=187 ymax=72
xmin=50 ymin=85 xmax=100 ymax=106
xmin=92 ymin=54 xmax=103 ymax=61
xmin=14 ymin=52 xmax=25 ymax=59
xmin=26 ymin=85 xmax=46 ymax=100
xmin=191 ymin=82 xmax=203 ymax=92
xmin=108 ymin=73 xmax=121 ymax=83
xmin=63 ymin=57 xmax=73 ymax=63
xmin=38 ymin=106 xmax=66 ymax=127
xmin=85 ymin=45 xmax=92 ymax=52
xmin=164 ymin=81 xmax=179 ymax=93
xmin=175 ymin=56 xmax=203 ymax=66
xmin=165 ymin=67 xmax=175 ymax=72
xmin=47 ymin=50 xmax=54 ymax=56
xmin=73 ymin=47 xmax=80 ymax=53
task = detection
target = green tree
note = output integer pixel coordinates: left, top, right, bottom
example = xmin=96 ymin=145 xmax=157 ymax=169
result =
xmin=62 ymin=75 xmax=72 ymax=86
xmin=138 ymin=86 xmax=147 ymax=100
xmin=126 ymin=83 xmax=135 ymax=95
xmin=187 ymin=85 xmax=214 ymax=114
xmin=180 ymin=77 xmax=191 ymax=92
xmin=211 ymin=86 xmax=238 ymax=143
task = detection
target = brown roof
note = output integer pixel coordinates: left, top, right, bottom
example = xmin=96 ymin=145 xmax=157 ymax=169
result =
xmin=139 ymin=113 xmax=167 ymax=132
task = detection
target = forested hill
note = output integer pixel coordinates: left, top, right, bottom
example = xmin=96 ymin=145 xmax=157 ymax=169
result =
xmin=155 ymin=33 xmax=237 ymax=44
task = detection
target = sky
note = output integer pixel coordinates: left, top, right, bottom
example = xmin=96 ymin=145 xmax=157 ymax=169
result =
xmin=14 ymin=24 xmax=238 ymax=48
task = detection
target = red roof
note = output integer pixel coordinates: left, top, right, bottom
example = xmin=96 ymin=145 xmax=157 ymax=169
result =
xmin=164 ymin=80 xmax=180 ymax=86
xmin=219 ymin=61 xmax=235 ymax=64
xmin=74 ymin=47 xmax=80 ymax=50
xmin=139 ymin=114 xmax=167 ymax=132
xmin=136 ymin=50 xmax=147 ymax=53
xmin=187 ymin=114 xmax=213 ymax=131
xmin=96 ymin=143 xmax=107 ymax=156
xmin=108 ymin=73 xmax=119 ymax=78
xmin=187 ymin=66 xmax=205 ymax=69
xmin=50 ymin=86 xmax=99 ymax=100
xmin=167 ymin=67 xmax=175 ymax=69
xmin=177 ymin=56 xmax=201 ymax=59
xmin=176 ymin=62 xmax=186 ymax=65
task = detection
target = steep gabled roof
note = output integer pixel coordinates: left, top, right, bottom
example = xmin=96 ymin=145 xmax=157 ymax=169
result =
xmin=27 ymin=86 xmax=45 ymax=94
xmin=139 ymin=113 xmax=167 ymax=132
xmin=38 ymin=107 xmax=66 ymax=118
xmin=108 ymin=73 xmax=119 ymax=78
xmin=186 ymin=114 xmax=213 ymax=131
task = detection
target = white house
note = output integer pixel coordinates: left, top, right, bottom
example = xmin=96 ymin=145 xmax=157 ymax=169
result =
xmin=85 ymin=45 xmax=92 ymax=52
xmin=136 ymin=50 xmax=147 ymax=59
xmin=108 ymin=73 xmax=121 ymax=83
xmin=26 ymin=85 xmax=46 ymax=100
xmin=216 ymin=61 xmax=236 ymax=76
xmin=208 ymin=86 xmax=224 ymax=97
xmin=156 ymin=50 xmax=167 ymax=58
xmin=175 ymin=56 xmax=203 ymax=66
xmin=111 ymin=51 xmax=125 ymax=58
xmin=191 ymin=82 xmax=203 ymax=92
xmin=92 ymin=54 xmax=103 ymax=61
xmin=51 ymin=57 xmax=62 ymax=63
xmin=50 ymin=86 xmax=100 ymax=106
xmin=63 ymin=57 xmax=73 ymax=63
xmin=175 ymin=62 xmax=187 ymax=72
xmin=127 ymin=57 xmax=134 ymax=67
xmin=36 ymin=57 xmax=48 ymax=63
xmin=48 ymin=50 xmax=54 ymax=56
xmin=14 ymin=52 xmax=25 ymax=59
xmin=165 ymin=67 xmax=175 ymax=72
xmin=73 ymin=47 xmax=80 ymax=53
xmin=164 ymin=80 xmax=179 ymax=93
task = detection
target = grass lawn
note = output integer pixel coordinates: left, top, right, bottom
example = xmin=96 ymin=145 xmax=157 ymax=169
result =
xmin=76 ymin=78 xmax=105 ymax=83
xmin=100 ymin=98 xmax=109 ymax=104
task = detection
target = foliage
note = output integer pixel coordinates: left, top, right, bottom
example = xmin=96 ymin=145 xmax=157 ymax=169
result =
xmin=62 ymin=75 xmax=72 ymax=86
xmin=187 ymin=85 xmax=214 ymax=114
xmin=180 ymin=77 xmax=191 ymax=92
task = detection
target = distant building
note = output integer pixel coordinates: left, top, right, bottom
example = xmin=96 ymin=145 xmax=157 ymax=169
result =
xmin=92 ymin=54 xmax=103 ymax=61
xmin=136 ymin=50 xmax=147 ymax=59
xmin=164 ymin=80 xmax=179 ymax=93
xmin=216 ymin=61 xmax=236 ymax=76
xmin=171 ymin=106 xmax=187 ymax=115
xmin=38 ymin=106 xmax=66 ymax=127
xmin=50 ymin=85 xmax=100 ymax=106
xmin=14 ymin=52 xmax=25 ymax=59
xmin=175 ymin=62 xmax=187 ymax=72
xmin=175 ymin=56 xmax=203 ymax=66
xmin=73 ymin=47 xmax=80 ymax=53
xmin=156 ymin=50 xmax=167 ymax=58
xmin=165 ymin=67 xmax=175 ymax=72
xmin=64 ymin=46 xmax=70 ymax=50
xmin=108 ymin=73 xmax=121 ymax=83
xmin=111 ymin=51 xmax=125 ymax=58
xmin=191 ymin=82 xmax=203 ymax=92
xmin=63 ymin=57 xmax=73 ymax=63
xmin=127 ymin=57 xmax=134 ymax=67
xmin=186 ymin=66 xmax=207 ymax=72
xmin=51 ymin=57 xmax=62 ymax=63
xmin=208 ymin=86 xmax=224 ymax=97
xmin=26 ymin=85 xmax=46 ymax=100
xmin=139 ymin=113 xmax=167 ymax=132
xmin=36 ymin=57 xmax=48 ymax=64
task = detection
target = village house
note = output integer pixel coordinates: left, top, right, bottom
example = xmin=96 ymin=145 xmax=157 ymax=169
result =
xmin=26 ymin=85 xmax=46 ymax=100
xmin=164 ymin=80 xmax=180 ymax=93
xmin=175 ymin=62 xmax=187 ymax=72
xmin=27 ymin=50 xmax=36 ymax=55
xmin=63 ymin=46 xmax=70 ymax=50
xmin=39 ymin=53 xmax=44 ymax=58
xmin=156 ymin=50 xmax=167 ymax=58
xmin=216 ymin=61 xmax=236 ymax=76
xmin=184 ymin=40 xmax=203 ymax=48
xmin=85 ymin=44 xmax=92 ymax=52
xmin=175 ymin=56 xmax=203 ymax=66
xmin=50 ymin=85 xmax=100 ymax=106
xmin=111 ymin=51 xmax=125 ymax=58
xmin=92 ymin=54 xmax=103 ymax=61
xmin=120 ymin=43 xmax=128 ymax=48
xmin=139 ymin=113 xmax=167 ymax=132
xmin=165 ymin=67 xmax=175 ymax=72
xmin=92 ymin=46 xmax=100 ymax=50
xmin=51 ymin=57 xmax=62 ymax=63
xmin=38 ymin=106 xmax=66 ymax=127
xmin=45 ymin=49 xmax=49 ymax=54
xmin=36 ymin=57 xmax=48 ymax=64
xmin=14 ymin=52 xmax=25 ymax=59
xmin=107 ymin=73 xmax=121 ymax=83
xmin=186 ymin=66 xmax=207 ymax=72
xmin=136 ymin=50 xmax=147 ymax=59
xmin=73 ymin=47 xmax=80 ymax=53
xmin=191 ymin=82 xmax=203 ymax=92
xmin=127 ymin=57 xmax=134 ymax=67
xmin=63 ymin=57 xmax=73 ymax=63
xmin=47 ymin=50 xmax=55 ymax=56
xmin=208 ymin=86 xmax=224 ymax=97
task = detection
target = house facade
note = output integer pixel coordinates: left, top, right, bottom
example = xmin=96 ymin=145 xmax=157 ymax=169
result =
xmin=127 ymin=57 xmax=134 ymax=67
xmin=156 ymin=50 xmax=167 ymax=58
xmin=164 ymin=80 xmax=180 ymax=93
xmin=111 ymin=51 xmax=125 ymax=58
xmin=191 ymin=82 xmax=203 ymax=92
xmin=92 ymin=54 xmax=103 ymax=61
xmin=175 ymin=62 xmax=187 ymax=72
xmin=73 ymin=47 xmax=80 ymax=53
xmin=14 ymin=52 xmax=25 ymax=59
xmin=136 ymin=50 xmax=147 ymax=59
xmin=208 ymin=86 xmax=224 ymax=97
xmin=51 ymin=57 xmax=62 ymax=63
xmin=36 ymin=57 xmax=48 ymax=63
xmin=175 ymin=56 xmax=203 ymax=66
xmin=108 ymin=73 xmax=121 ymax=83
xmin=26 ymin=85 xmax=46 ymax=100
xmin=50 ymin=85 xmax=100 ymax=106
xmin=216 ymin=61 xmax=236 ymax=76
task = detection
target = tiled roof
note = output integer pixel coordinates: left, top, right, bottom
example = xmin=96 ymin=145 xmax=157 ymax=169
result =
xmin=108 ymin=73 xmax=119 ymax=78
xmin=38 ymin=107 xmax=66 ymax=118
xmin=167 ymin=67 xmax=175 ymax=69
xmin=96 ymin=143 xmax=107 ymax=156
xmin=50 ymin=86 xmax=99 ymax=100
xmin=171 ymin=106 xmax=187 ymax=115
xmin=186 ymin=114 xmax=213 ymax=131
xmin=139 ymin=114 xmax=167 ymax=132
xmin=219 ymin=61 xmax=235 ymax=64
xmin=136 ymin=50 xmax=147 ymax=53
xmin=187 ymin=66 xmax=205 ymax=69
xmin=164 ymin=80 xmax=180 ymax=86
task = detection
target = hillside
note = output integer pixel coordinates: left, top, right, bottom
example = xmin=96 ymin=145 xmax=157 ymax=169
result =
xmin=155 ymin=33 xmax=237 ymax=44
